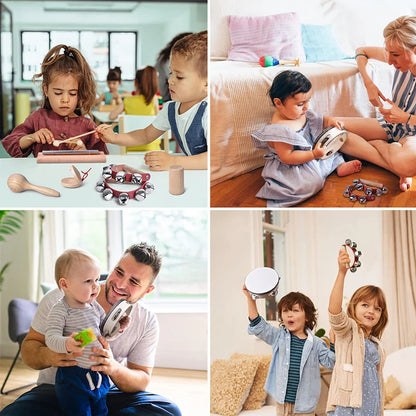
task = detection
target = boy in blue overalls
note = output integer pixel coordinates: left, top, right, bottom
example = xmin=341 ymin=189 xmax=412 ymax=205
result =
xmin=96 ymin=31 xmax=207 ymax=171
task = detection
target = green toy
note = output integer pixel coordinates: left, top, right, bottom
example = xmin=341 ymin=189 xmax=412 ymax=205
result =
xmin=74 ymin=328 xmax=96 ymax=347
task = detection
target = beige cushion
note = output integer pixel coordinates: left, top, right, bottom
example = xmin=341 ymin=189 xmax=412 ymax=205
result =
xmin=231 ymin=353 xmax=272 ymax=410
xmin=210 ymin=357 xmax=260 ymax=416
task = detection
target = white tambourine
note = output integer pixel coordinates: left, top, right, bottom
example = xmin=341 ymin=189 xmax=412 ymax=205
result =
xmin=245 ymin=267 xmax=281 ymax=300
xmin=100 ymin=299 xmax=133 ymax=338
xmin=314 ymin=126 xmax=348 ymax=160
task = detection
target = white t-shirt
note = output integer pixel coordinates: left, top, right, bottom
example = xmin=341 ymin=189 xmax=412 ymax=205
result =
xmin=152 ymin=99 xmax=208 ymax=148
xmin=32 ymin=288 xmax=159 ymax=385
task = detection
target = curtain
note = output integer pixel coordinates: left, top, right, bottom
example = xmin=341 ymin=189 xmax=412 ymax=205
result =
xmin=382 ymin=210 xmax=416 ymax=352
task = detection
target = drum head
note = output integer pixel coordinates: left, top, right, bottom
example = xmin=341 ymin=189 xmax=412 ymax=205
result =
xmin=100 ymin=299 xmax=133 ymax=338
xmin=314 ymin=126 xmax=348 ymax=160
xmin=245 ymin=267 xmax=280 ymax=297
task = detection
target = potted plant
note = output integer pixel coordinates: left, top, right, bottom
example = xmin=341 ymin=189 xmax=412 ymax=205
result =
xmin=0 ymin=210 xmax=23 ymax=291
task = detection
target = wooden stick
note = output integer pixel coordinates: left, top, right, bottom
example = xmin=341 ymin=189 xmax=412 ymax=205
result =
xmin=53 ymin=124 xmax=118 ymax=147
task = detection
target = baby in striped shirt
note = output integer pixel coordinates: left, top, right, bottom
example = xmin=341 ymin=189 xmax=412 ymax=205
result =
xmin=45 ymin=249 xmax=128 ymax=416
xmin=243 ymin=288 xmax=335 ymax=416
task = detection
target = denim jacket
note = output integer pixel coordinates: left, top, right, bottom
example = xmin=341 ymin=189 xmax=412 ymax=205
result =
xmin=248 ymin=316 xmax=335 ymax=413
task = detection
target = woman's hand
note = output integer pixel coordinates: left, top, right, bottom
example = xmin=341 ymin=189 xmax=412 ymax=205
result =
xmin=365 ymin=82 xmax=386 ymax=107
xmin=379 ymin=99 xmax=409 ymax=124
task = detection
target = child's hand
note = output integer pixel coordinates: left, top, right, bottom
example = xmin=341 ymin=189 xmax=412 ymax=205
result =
xmin=337 ymin=248 xmax=350 ymax=273
xmin=118 ymin=315 xmax=131 ymax=332
xmin=144 ymin=151 xmax=174 ymax=171
xmin=329 ymin=328 xmax=335 ymax=345
xmin=32 ymin=128 xmax=55 ymax=145
xmin=66 ymin=332 xmax=83 ymax=354
xmin=66 ymin=140 xmax=86 ymax=151
xmin=242 ymin=284 xmax=255 ymax=301
xmin=95 ymin=124 xmax=117 ymax=143
xmin=327 ymin=118 xmax=345 ymax=130
xmin=312 ymin=143 xmax=326 ymax=159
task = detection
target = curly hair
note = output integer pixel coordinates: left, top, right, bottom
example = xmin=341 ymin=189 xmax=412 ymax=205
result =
xmin=277 ymin=291 xmax=317 ymax=331
xmin=33 ymin=44 xmax=96 ymax=117
xmin=171 ymin=30 xmax=207 ymax=79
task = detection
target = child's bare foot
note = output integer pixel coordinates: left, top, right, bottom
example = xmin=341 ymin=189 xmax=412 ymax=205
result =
xmin=336 ymin=160 xmax=362 ymax=177
xmin=399 ymin=176 xmax=412 ymax=191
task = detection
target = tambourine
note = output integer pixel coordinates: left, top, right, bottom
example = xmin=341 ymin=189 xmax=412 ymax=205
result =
xmin=314 ymin=126 xmax=348 ymax=160
xmin=343 ymin=239 xmax=362 ymax=272
xmin=100 ymin=299 xmax=133 ymax=338
xmin=245 ymin=267 xmax=281 ymax=300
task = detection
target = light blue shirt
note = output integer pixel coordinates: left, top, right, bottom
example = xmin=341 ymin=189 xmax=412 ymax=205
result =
xmin=248 ymin=316 xmax=335 ymax=413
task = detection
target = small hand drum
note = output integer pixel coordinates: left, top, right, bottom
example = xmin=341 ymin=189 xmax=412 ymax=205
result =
xmin=245 ymin=267 xmax=280 ymax=300
xmin=343 ymin=239 xmax=362 ymax=272
xmin=314 ymin=126 xmax=348 ymax=160
xmin=100 ymin=299 xmax=133 ymax=338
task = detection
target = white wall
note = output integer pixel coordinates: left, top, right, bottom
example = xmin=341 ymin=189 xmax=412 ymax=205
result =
xmin=209 ymin=0 xmax=416 ymax=59
xmin=210 ymin=209 xmax=387 ymax=361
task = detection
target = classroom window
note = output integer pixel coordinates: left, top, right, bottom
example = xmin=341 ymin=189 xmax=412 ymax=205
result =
xmin=262 ymin=210 xmax=287 ymax=321
xmin=21 ymin=30 xmax=137 ymax=82
xmin=61 ymin=209 xmax=208 ymax=308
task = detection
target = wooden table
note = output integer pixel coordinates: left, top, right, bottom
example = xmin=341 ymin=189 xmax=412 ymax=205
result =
xmin=1 ymin=155 xmax=207 ymax=208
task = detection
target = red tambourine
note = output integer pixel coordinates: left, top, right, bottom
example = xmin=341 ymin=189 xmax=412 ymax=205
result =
xmin=343 ymin=239 xmax=362 ymax=272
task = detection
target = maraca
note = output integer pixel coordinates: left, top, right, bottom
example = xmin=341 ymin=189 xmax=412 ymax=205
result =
xmin=259 ymin=56 xmax=300 ymax=67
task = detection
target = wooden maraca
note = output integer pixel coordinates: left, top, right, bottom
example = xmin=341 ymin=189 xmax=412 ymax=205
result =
xmin=7 ymin=174 xmax=60 ymax=197
xmin=259 ymin=56 xmax=300 ymax=67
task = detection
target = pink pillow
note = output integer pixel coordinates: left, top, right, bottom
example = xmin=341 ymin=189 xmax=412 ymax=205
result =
xmin=227 ymin=13 xmax=306 ymax=63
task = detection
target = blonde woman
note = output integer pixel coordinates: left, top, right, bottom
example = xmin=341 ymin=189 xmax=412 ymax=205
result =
xmin=336 ymin=16 xmax=416 ymax=191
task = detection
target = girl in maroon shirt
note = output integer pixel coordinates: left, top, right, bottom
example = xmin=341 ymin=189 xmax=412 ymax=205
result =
xmin=2 ymin=44 xmax=107 ymax=157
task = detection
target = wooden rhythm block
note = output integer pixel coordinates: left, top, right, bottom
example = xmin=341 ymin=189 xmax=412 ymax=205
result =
xmin=37 ymin=150 xmax=106 ymax=163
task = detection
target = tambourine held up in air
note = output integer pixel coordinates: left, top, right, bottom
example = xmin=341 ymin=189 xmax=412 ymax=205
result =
xmin=314 ymin=126 xmax=348 ymax=160
xmin=245 ymin=267 xmax=281 ymax=300
xmin=343 ymin=239 xmax=362 ymax=272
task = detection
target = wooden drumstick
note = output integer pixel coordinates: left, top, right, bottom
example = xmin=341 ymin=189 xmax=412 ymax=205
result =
xmin=7 ymin=174 xmax=60 ymax=197
xmin=52 ymin=130 xmax=96 ymax=147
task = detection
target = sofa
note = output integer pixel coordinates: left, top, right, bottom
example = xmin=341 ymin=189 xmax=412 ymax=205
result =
xmin=210 ymin=0 xmax=416 ymax=187
xmin=210 ymin=347 xmax=416 ymax=416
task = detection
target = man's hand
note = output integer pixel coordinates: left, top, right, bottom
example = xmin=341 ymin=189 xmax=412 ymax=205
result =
xmin=90 ymin=335 xmax=121 ymax=376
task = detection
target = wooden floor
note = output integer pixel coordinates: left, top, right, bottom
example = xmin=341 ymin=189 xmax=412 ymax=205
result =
xmin=211 ymin=162 xmax=416 ymax=208
xmin=0 ymin=358 xmax=208 ymax=415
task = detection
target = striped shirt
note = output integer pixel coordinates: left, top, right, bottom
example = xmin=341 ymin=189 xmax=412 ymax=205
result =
xmin=45 ymin=297 xmax=105 ymax=369
xmin=284 ymin=333 xmax=306 ymax=403
xmin=378 ymin=69 xmax=416 ymax=141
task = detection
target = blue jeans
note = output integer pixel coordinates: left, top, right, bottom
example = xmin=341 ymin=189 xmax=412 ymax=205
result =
xmin=0 ymin=384 xmax=182 ymax=416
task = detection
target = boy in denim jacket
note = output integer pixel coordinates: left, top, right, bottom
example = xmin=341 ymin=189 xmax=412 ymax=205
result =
xmin=243 ymin=288 xmax=335 ymax=416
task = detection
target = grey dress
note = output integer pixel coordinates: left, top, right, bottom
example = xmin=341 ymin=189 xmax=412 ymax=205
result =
xmin=327 ymin=338 xmax=381 ymax=416
xmin=251 ymin=110 xmax=344 ymax=207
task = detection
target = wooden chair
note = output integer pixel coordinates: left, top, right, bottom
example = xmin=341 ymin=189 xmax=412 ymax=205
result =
xmin=118 ymin=115 xmax=170 ymax=155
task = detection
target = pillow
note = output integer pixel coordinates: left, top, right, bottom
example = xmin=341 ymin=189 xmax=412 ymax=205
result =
xmin=40 ymin=282 xmax=55 ymax=294
xmin=227 ymin=13 xmax=306 ymax=63
xmin=231 ymin=353 xmax=272 ymax=410
xmin=210 ymin=357 xmax=260 ymax=416
xmin=301 ymin=24 xmax=350 ymax=62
